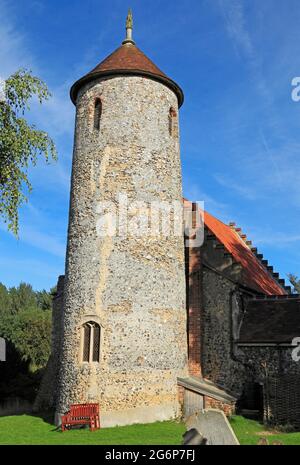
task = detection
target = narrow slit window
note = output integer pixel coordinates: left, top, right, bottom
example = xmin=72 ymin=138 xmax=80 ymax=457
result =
xmin=93 ymin=324 xmax=101 ymax=362
xmin=169 ymin=107 xmax=177 ymax=137
xmin=82 ymin=322 xmax=101 ymax=363
xmin=94 ymin=99 xmax=102 ymax=130
xmin=83 ymin=324 xmax=91 ymax=362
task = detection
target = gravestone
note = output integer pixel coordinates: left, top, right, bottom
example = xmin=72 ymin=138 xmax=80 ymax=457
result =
xmin=186 ymin=409 xmax=239 ymax=445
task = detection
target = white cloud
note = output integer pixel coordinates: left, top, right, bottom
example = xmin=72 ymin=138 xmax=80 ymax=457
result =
xmin=19 ymin=225 xmax=66 ymax=258
xmin=209 ymin=2 xmax=300 ymax=209
xmin=218 ymin=0 xmax=255 ymax=60
xmin=0 ymin=0 xmax=74 ymax=194
xmin=0 ymin=0 xmax=75 ymax=138
xmin=254 ymin=233 xmax=300 ymax=247
xmin=30 ymin=81 xmax=75 ymax=138
xmin=214 ymin=173 xmax=259 ymax=201
xmin=0 ymin=220 xmax=66 ymax=258
xmin=218 ymin=0 xmax=272 ymax=104
xmin=0 ymin=1 xmax=36 ymax=78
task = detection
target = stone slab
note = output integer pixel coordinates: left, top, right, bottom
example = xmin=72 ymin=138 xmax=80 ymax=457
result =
xmin=186 ymin=409 xmax=239 ymax=445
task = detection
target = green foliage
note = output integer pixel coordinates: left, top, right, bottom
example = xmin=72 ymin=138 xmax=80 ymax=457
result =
xmin=0 ymin=281 xmax=54 ymax=315
xmin=0 ymin=417 xmax=185 ymax=445
xmin=9 ymin=282 xmax=37 ymax=314
xmin=0 ymin=308 xmax=51 ymax=369
xmin=0 ymin=282 xmax=11 ymax=315
xmin=288 ymin=274 xmax=300 ymax=294
xmin=0 ymin=68 xmax=57 ymax=235
xmin=36 ymin=286 xmax=56 ymax=311
xmin=0 ymin=281 xmax=54 ymax=370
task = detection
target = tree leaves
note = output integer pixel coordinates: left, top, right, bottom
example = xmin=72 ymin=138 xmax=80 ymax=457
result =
xmin=288 ymin=274 xmax=300 ymax=294
xmin=0 ymin=309 xmax=51 ymax=369
xmin=0 ymin=69 xmax=57 ymax=235
xmin=0 ymin=281 xmax=54 ymax=370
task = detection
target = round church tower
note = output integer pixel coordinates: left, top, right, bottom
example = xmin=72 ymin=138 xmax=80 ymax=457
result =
xmin=56 ymin=12 xmax=188 ymax=427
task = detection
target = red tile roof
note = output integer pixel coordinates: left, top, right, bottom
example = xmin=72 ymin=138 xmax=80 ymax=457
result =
xmin=70 ymin=43 xmax=184 ymax=106
xmin=203 ymin=210 xmax=286 ymax=295
xmin=183 ymin=199 xmax=286 ymax=295
xmin=89 ymin=43 xmax=168 ymax=78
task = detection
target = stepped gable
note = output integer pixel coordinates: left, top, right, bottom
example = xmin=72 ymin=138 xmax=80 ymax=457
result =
xmin=183 ymin=199 xmax=286 ymax=295
xmin=204 ymin=211 xmax=286 ymax=295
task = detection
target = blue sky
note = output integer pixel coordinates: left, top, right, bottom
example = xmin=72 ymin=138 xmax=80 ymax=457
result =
xmin=1 ymin=0 xmax=300 ymax=291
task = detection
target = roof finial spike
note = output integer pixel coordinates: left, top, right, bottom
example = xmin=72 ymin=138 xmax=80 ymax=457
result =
xmin=126 ymin=8 xmax=133 ymax=29
xmin=123 ymin=8 xmax=135 ymax=45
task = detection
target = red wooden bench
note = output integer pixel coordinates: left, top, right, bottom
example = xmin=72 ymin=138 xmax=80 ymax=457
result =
xmin=61 ymin=403 xmax=100 ymax=431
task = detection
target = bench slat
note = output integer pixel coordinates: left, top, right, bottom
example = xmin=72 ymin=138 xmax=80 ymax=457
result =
xmin=61 ymin=403 xmax=100 ymax=431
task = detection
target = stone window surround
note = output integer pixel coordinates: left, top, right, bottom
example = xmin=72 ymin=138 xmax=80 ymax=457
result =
xmin=169 ymin=106 xmax=178 ymax=137
xmin=79 ymin=315 xmax=103 ymax=365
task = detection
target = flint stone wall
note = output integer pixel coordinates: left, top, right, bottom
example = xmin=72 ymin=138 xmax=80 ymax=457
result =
xmin=202 ymin=266 xmax=300 ymax=402
xmin=56 ymin=76 xmax=188 ymax=426
xmin=202 ymin=267 xmax=249 ymax=396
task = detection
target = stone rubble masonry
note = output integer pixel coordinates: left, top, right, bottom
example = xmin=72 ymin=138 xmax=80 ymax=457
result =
xmin=201 ymin=265 xmax=300 ymax=403
xmin=202 ymin=267 xmax=249 ymax=396
xmin=55 ymin=75 xmax=188 ymax=427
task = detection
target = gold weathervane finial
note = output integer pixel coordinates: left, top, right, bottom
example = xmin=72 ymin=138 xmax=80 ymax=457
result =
xmin=126 ymin=8 xmax=133 ymax=29
xmin=123 ymin=8 xmax=135 ymax=45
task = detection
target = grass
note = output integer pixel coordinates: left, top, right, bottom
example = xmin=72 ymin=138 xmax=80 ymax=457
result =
xmin=0 ymin=414 xmax=186 ymax=445
xmin=3 ymin=413 xmax=300 ymax=445
xmin=230 ymin=415 xmax=300 ymax=445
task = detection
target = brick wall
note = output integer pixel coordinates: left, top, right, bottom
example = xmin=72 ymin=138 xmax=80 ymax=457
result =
xmin=204 ymin=396 xmax=235 ymax=416
xmin=185 ymin=202 xmax=202 ymax=378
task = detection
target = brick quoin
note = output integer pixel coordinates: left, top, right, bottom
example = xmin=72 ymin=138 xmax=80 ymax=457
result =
xmin=185 ymin=202 xmax=202 ymax=378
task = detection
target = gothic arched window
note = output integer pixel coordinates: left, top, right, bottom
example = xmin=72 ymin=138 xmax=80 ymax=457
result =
xmin=169 ymin=107 xmax=177 ymax=137
xmin=94 ymin=98 xmax=102 ymax=130
xmin=82 ymin=321 xmax=101 ymax=363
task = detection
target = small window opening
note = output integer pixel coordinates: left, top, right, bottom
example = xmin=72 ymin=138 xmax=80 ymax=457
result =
xmin=169 ymin=107 xmax=177 ymax=137
xmin=82 ymin=321 xmax=101 ymax=363
xmin=94 ymin=98 xmax=102 ymax=130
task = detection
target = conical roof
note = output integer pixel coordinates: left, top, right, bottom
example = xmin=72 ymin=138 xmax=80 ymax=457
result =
xmin=70 ymin=40 xmax=184 ymax=106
